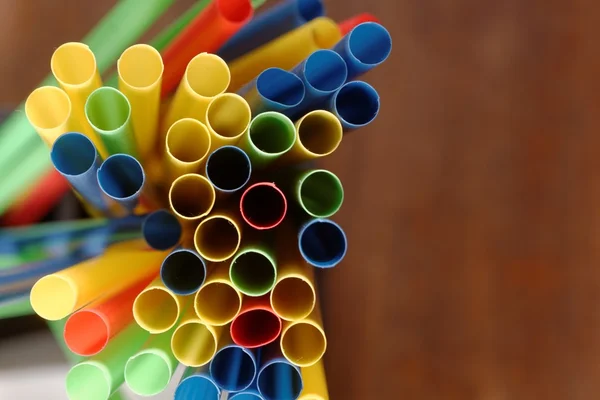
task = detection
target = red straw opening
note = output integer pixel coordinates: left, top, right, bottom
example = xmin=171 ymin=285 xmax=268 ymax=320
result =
xmin=240 ymin=183 xmax=287 ymax=230
xmin=339 ymin=13 xmax=380 ymax=35
xmin=231 ymin=307 xmax=282 ymax=348
xmin=64 ymin=310 xmax=109 ymax=356
xmin=218 ymin=0 xmax=253 ymax=23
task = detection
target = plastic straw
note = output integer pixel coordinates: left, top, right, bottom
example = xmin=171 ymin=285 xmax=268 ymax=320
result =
xmin=171 ymin=307 xmax=222 ymax=367
xmin=168 ymin=174 xmax=216 ymax=222
xmin=164 ymin=118 xmax=211 ymax=183
xmin=238 ymin=68 xmax=305 ymax=115
xmin=97 ymin=154 xmax=145 ymax=213
xmin=117 ymin=44 xmax=163 ymax=160
xmin=175 ymin=365 xmax=221 ymax=400
xmin=339 ymin=12 xmax=379 ymax=35
xmin=329 ymin=80 xmax=380 ymax=132
xmin=65 ymin=323 xmax=149 ymax=400
xmin=142 ymin=209 xmax=182 ymax=250
xmin=30 ymin=240 xmax=165 ymax=320
xmin=151 ymin=0 xmax=213 ymax=51
xmin=288 ymin=49 xmax=347 ymax=118
xmin=231 ymin=295 xmax=282 ymax=348
xmin=133 ymin=277 xmax=187 ymax=334
xmin=194 ymin=213 xmax=242 ymax=262
xmin=194 ymin=265 xmax=242 ymax=326
xmin=298 ymin=218 xmax=347 ymax=268
xmin=0 ymin=293 xmax=34 ymax=319
xmin=237 ymin=112 xmax=296 ymax=169
xmin=161 ymin=248 xmax=206 ymax=295
xmin=257 ymin=344 xmax=303 ymax=400
xmin=205 ymin=146 xmax=252 ymax=194
xmin=219 ymin=0 xmax=324 ymax=62
xmin=280 ymin=303 xmax=326 ymax=367
xmin=125 ymin=326 xmax=179 ymax=397
xmin=230 ymin=245 xmax=277 ymax=296
xmin=270 ymin=253 xmax=315 ymax=321
xmin=64 ymin=277 xmax=152 ymax=356
xmin=228 ymin=17 xmax=342 ymax=91
xmin=210 ymin=335 xmax=257 ymax=392
xmin=298 ymin=360 xmax=329 ymax=400
xmin=240 ymin=183 xmax=287 ymax=230
xmin=51 ymin=132 xmax=109 ymax=213
xmin=230 ymin=389 xmax=265 ymax=400
xmin=205 ymin=93 xmax=252 ymax=150
xmin=333 ymin=22 xmax=392 ymax=80
xmin=161 ymin=0 xmax=253 ymax=95
xmin=24 ymin=86 xmax=74 ymax=146
xmin=85 ymin=87 xmax=138 ymax=157
xmin=294 ymin=169 xmax=344 ymax=218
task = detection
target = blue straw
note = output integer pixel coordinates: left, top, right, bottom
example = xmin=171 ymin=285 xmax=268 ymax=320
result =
xmin=205 ymin=146 xmax=252 ymax=194
xmin=230 ymin=386 xmax=265 ymax=400
xmin=160 ymin=248 xmax=206 ymax=295
xmin=238 ymin=68 xmax=305 ymax=115
xmin=328 ymin=81 xmax=380 ymax=132
xmin=51 ymin=132 xmax=109 ymax=213
xmin=209 ymin=344 xmax=257 ymax=392
xmin=298 ymin=218 xmax=347 ymax=268
xmin=332 ymin=22 xmax=392 ymax=80
xmin=142 ymin=210 xmax=182 ymax=250
xmin=175 ymin=366 xmax=220 ymax=400
xmin=257 ymin=345 xmax=303 ymax=400
xmin=218 ymin=0 xmax=325 ymax=62
xmin=97 ymin=154 xmax=145 ymax=212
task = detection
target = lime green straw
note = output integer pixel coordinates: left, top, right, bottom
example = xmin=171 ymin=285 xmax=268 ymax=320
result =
xmin=229 ymin=245 xmax=277 ymax=296
xmin=0 ymin=295 xmax=34 ymax=319
xmin=295 ymin=169 xmax=344 ymax=218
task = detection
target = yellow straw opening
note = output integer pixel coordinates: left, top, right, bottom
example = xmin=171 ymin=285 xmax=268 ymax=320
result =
xmin=51 ymin=42 xmax=97 ymax=86
xmin=166 ymin=119 xmax=211 ymax=163
xmin=169 ymin=174 xmax=216 ymax=221
xmin=194 ymin=216 xmax=241 ymax=262
xmin=133 ymin=287 xmax=179 ymax=333
xmin=206 ymin=94 xmax=251 ymax=139
xmin=25 ymin=87 xmax=71 ymax=131
xmin=186 ymin=54 xmax=230 ymax=97
xmin=30 ymin=275 xmax=77 ymax=321
xmin=271 ymin=276 xmax=315 ymax=321
xmin=281 ymin=321 xmax=327 ymax=367
xmin=171 ymin=321 xmax=218 ymax=367
xmin=118 ymin=44 xmax=164 ymax=88
xmin=194 ymin=281 xmax=241 ymax=326
xmin=296 ymin=110 xmax=342 ymax=156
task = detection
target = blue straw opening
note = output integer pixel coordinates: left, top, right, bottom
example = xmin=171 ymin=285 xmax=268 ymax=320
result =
xmin=161 ymin=249 xmax=206 ymax=295
xmin=175 ymin=374 xmax=220 ymax=400
xmin=258 ymin=361 xmax=303 ymax=400
xmin=335 ymin=82 xmax=380 ymax=127
xmin=299 ymin=219 xmax=347 ymax=268
xmin=210 ymin=346 xmax=256 ymax=392
xmin=257 ymin=68 xmax=305 ymax=108
xmin=348 ymin=22 xmax=392 ymax=66
xmin=51 ymin=133 xmax=96 ymax=176
xmin=97 ymin=154 xmax=144 ymax=200
xmin=206 ymin=146 xmax=251 ymax=192
xmin=142 ymin=210 xmax=182 ymax=251
xmin=305 ymin=50 xmax=348 ymax=92
xmin=230 ymin=392 xmax=263 ymax=400
xmin=297 ymin=0 xmax=324 ymax=22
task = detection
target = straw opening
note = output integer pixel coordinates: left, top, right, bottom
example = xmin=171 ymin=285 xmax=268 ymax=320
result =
xmin=297 ymin=111 xmax=342 ymax=156
xmin=230 ymin=393 xmax=262 ymax=400
xmin=258 ymin=361 xmax=303 ymax=400
xmin=30 ymin=274 xmax=77 ymax=320
xmin=118 ymin=45 xmax=164 ymax=88
xmin=64 ymin=310 xmax=109 ymax=356
xmin=142 ymin=210 xmax=182 ymax=251
xmin=195 ymin=216 xmax=241 ymax=261
xmin=207 ymin=94 xmax=251 ymax=139
xmin=231 ymin=308 xmax=281 ymax=348
xmin=281 ymin=321 xmax=326 ymax=367
xmin=167 ymin=119 xmax=211 ymax=163
xmin=206 ymin=146 xmax=251 ymax=192
xmin=52 ymin=133 xmax=96 ymax=176
xmin=51 ymin=43 xmax=97 ymax=86
xmin=86 ymin=87 xmax=131 ymax=132
xmin=175 ymin=374 xmax=220 ymax=400
xmin=299 ymin=170 xmax=344 ymax=217
xmin=169 ymin=174 xmax=215 ymax=219
xmin=305 ymin=50 xmax=347 ymax=92
xmin=299 ymin=219 xmax=347 ymax=267
xmin=348 ymin=23 xmax=392 ymax=65
xmin=172 ymin=321 xmax=217 ymax=366
xmin=218 ymin=0 xmax=253 ymax=23
xmin=334 ymin=82 xmax=379 ymax=127
xmin=25 ymin=87 xmax=71 ymax=130
xmin=257 ymin=69 xmax=304 ymax=107
xmin=271 ymin=277 xmax=315 ymax=320
xmin=195 ymin=281 xmax=241 ymax=325
xmin=161 ymin=250 xmax=206 ymax=295
xmin=66 ymin=362 xmax=111 ymax=400
xmin=210 ymin=346 xmax=256 ymax=391
xmin=230 ymin=250 xmax=276 ymax=296
xmin=187 ymin=54 xmax=230 ymax=98
xmin=249 ymin=113 xmax=296 ymax=155
xmin=240 ymin=183 xmax=287 ymax=230
xmin=133 ymin=288 xmax=179 ymax=333
xmin=125 ymin=352 xmax=172 ymax=396
xmin=97 ymin=155 xmax=144 ymax=200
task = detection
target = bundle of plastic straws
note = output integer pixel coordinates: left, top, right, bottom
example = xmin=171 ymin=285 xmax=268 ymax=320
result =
xmin=3 ymin=0 xmax=391 ymax=398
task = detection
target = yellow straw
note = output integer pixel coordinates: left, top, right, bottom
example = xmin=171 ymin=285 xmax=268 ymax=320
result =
xmin=298 ymin=359 xmax=329 ymax=400
xmin=205 ymin=93 xmax=251 ymax=151
xmin=164 ymin=118 xmax=211 ymax=183
xmin=171 ymin=306 xmax=223 ymax=367
xmin=194 ymin=265 xmax=242 ymax=326
xmin=24 ymin=86 xmax=74 ymax=147
xmin=280 ymin=302 xmax=326 ymax=367
xmin=270 ymin=256 xmax=316 ymax=321
xmin=168 ymin=173 xmax=216 ymax=223
xmin=194 ymin=212 xmax=242 ymax=262
xmin=133 ymin=277 xmax=188 ymax=334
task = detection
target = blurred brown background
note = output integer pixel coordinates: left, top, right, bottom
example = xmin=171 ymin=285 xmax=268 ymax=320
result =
xmin=1 ymin=0 xmax=598 ymax=399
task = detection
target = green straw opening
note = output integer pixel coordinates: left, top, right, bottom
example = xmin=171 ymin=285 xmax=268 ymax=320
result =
xmin=86 ymin=87 xmax=131 ymax=132
xmin=230 ymin=249 xmax=276 ymax=296
xmin=249 ymin=112 xmax=295 ymax=155
xmin=66 ymin=362 xmax=111 ymax=400
xmin=125 ymin=351 xmax=172 ymax=396
xmin=298 ymin=170 xmax=344 ymax=218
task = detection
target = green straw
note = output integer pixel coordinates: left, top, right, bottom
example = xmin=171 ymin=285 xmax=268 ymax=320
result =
xmin=66 ymin=323 xmax=149 ymax=400
xmin=0 ymin=295 xmax=34 ymax=319
xmin=124 ymin=326 xmax=179 ymax=396
xmin=238 ymin=112 xmax=296 ymax=169
xmin=295 ymin=169 xmax=344 ymax=218
xmin=152 ymin=0 xmax=213 ymax=50
xmin=230 ymin=245 xmax=277 ymax=296
xmin=85 ymin=87 xmax=138 ymax=157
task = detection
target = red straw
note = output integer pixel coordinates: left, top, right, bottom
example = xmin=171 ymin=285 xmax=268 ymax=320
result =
xmin=240 ymin=182 xmax=287 ymax=230
xmin=231 ymin=295 xmax=282 ymax=348
xmin=339 ymin=13 xmax=380 ymax=35
xmin=161 ymin=0 xmax=253 ymax=96
xmin=63 ymin=276 xmax=153 ymax=356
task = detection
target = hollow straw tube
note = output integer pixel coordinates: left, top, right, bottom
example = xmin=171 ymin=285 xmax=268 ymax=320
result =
xmin=287 ymin=49 xmax=348 ymax=119
xmin=257 ymin=344 xmax=304 ymax=400
xmin=339 ymin=12 xmax=380 ymax=35
xmin=24 ymin=86 xmax=74 ymax=146
xmin=328 ymin=80 xmax=380 ymax=132
xmin=194 ymin=213 xmax=242 ymax=262
xmin=117 ymin=44 xmax=163 ymax=160
xmin=168 ymin=174 xmax=216 ymax=223
xmin=210 ymin=335 xmax=257 ymax=392
xmin=151 ymin=0 xmax=213 ymax=51
xmin=298 ymin=360 xmax=329 ymax=400
xmin=280 ymin=303 xmax=326 ymax=367
xmin=164 ymin=118 xmax=211 ymax=183
xmin=171 ymin=307 xmax=222 ymax=367
xmin=238 ymin=68 xmax=305 ymax=115
xmin=228 ymin=17 xmax=342 ymax=91
xmin=97 ymin=154 xmax=145 ymax=213
xmin=30 ymin=241 xmax=166 ymax=321
xmin=160 ymin=248 xmax=207 ymax=295
xmin=294 ymin=169 xmax=344 ymax=218
xmin=161 ymin=0 xmax=253 ymax=95
xmin=205 ymin=146 xmax=251 ymax=194
xmin=133 ymin=277 xmax=187 ymax=334
xmin=219 ymin=0 xmax=325 ymax=62
xmin=175 ymin=365 xmax=221 ymax=400
xmin=66 ymin=323 xmax=149 ymax=400
xmin=237 ymin=112 xmax=296 ymax=169
xmin=64 ymin=277 xmax=153 ymax=356
xmin=205 ymin=93 xmax=252 ymax=150
xmin=51 ymin=133 xmax=109 ymax=213
xmin=51 ymin=42 xmax=105 ymax=154
xmin=280 ymin=110 xmax=342 ymax=164
xmin=230 ymin=388 xmax=265 ymax=400
xmin=230 ymin=245 xmax=277 ymax=296
xmin=142 ymin=210 xmax=182 ymax=251
xmin=85 ymin=87 xmax=138 ymax=157
xmin=125 ymin=325 xmax=179 ymax=397
xmin=298 ymin=218 xmax=347 ymax=268
xmin=194 ymin=265 xmax=242 ymax=326
xmin=231 ymin=295 xmax=282 ymax=348
xmin=240 ymin=183 xmax=287 ymax=230
xmin=332 ymin=22 xmax=392 ymax=80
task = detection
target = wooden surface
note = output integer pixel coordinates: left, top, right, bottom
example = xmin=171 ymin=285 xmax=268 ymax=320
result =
xmin=1 ymin=0 xmax=597 ymax=399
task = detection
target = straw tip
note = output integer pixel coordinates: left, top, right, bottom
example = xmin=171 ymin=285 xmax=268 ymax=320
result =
xmin=30 ymin=275 xmax=77 ymax=320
